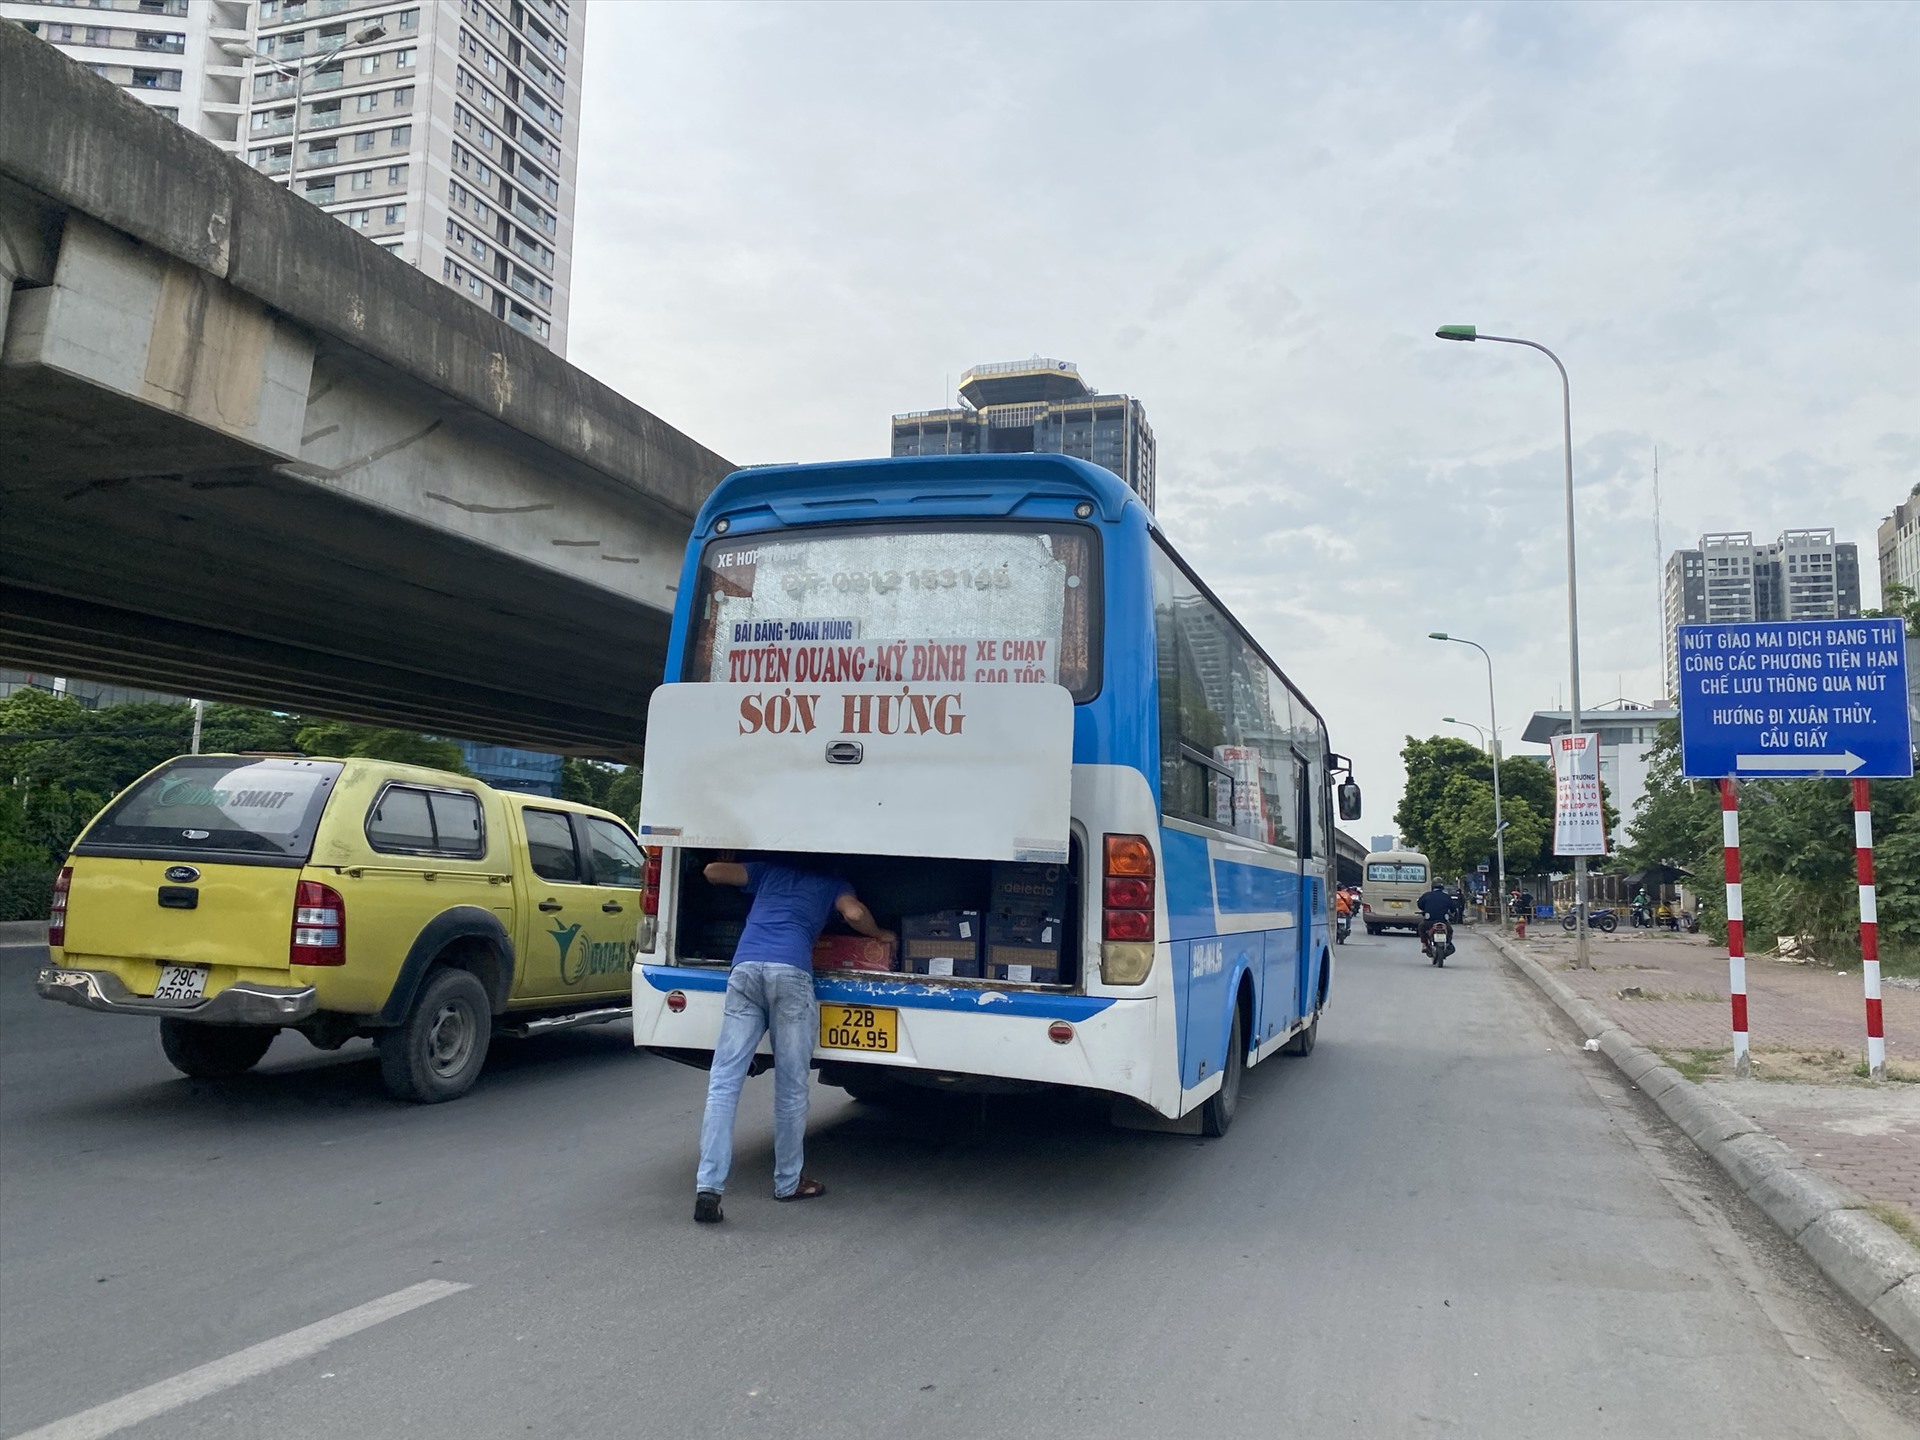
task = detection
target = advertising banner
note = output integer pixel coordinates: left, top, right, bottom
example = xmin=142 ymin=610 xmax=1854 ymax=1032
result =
xmin=1552 ymin=733 xmax=1608 ymax=856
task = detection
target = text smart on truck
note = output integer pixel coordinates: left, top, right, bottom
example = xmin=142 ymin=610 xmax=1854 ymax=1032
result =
xmin=631 ymin=453 xmax=1362 ymax=1134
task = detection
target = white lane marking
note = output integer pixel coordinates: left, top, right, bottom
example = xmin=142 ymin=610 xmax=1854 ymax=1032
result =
xmin=12 ymin=1280 xmax=469 ymax=1440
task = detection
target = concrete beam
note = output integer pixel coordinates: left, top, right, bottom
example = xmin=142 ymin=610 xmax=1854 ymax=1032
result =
xmin=0 ymin=25 xmax=738 ymax=752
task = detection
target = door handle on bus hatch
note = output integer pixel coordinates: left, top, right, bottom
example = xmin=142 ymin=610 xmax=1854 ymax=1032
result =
xmin=538 ymin=900 xmax=563 ymax=912
xmin=825 ymin=741 xmax=863 ymax=765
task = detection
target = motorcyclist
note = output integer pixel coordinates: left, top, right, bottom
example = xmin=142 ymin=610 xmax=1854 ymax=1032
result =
xmin=1417 ymin=879 xmax=1453 ymax=953
xmin=1335 ymin=887 xmax=1355 ymax=918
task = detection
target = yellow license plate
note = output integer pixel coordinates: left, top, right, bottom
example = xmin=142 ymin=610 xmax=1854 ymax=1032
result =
xmin=819 ymin=1003 xmax=897 ymax=1053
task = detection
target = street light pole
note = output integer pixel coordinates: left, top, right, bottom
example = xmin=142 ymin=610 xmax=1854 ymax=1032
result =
xmin=223 ymin=24 xmax=385 ymax=191
xmin=1442 ymin=716 xmax=1490 ymax=751
xmin=1432 ymin=636 xmax=1508 ymax=931
xmin=1436 ymin=325 xmax=1591 ymax=967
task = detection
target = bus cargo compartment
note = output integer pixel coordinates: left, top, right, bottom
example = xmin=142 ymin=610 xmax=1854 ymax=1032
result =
xmin=639 ymin=682 xmax=1073 ymax=863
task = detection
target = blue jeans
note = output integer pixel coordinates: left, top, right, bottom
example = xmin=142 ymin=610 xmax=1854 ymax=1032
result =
xmin=696 ymin=962 xmax=818 ymax=1198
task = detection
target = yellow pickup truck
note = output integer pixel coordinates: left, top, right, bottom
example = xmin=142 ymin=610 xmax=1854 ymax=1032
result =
xmin=37 ymin=755 xmax=654 ymax=1102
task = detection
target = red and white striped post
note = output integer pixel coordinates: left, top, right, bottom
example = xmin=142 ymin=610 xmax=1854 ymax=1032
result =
xmin=1722 ymin=778 xmax=1750 ymax=1078
xmin=1853 ymin=778 xmax=1887 ymax=1081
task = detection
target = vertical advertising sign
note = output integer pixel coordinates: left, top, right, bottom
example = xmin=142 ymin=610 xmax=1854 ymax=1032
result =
xmin=1552 ymin=733 xmax=1608 ymax=856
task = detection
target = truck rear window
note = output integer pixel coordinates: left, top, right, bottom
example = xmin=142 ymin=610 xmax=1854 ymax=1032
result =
xmin=75 ymin=758 xmax=343 ymax=863
xmin=686 ymin=523 xmax=1100 ymax=701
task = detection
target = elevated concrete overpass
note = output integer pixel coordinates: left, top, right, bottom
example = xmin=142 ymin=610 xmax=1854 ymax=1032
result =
xmin=1335 ymin=829 xmax=1367 ymax=887
xmin=0 ymin=26 xmax=731 ymax=757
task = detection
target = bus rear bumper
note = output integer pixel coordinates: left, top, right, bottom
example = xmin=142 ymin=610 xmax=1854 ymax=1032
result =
xmin=634 ymin=965 xmax=1162 ymax=1109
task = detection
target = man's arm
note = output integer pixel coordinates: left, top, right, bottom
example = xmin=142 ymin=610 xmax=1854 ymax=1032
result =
xmin=834 ymin=891 xmax=894 ymax=943
xmin=704 ymin=862 xmax=750 ymax=887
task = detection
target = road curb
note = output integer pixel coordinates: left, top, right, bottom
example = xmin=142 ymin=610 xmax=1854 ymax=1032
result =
xmin=1486 ymin=930 xmax=1920 ymax=1365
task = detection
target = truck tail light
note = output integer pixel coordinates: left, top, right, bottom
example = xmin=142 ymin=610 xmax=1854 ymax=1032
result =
xmin=290 ymin=880 xmax=346 ymax=966
xmin=48 ymin=866 xmax=71 ymax=949
xmin=1100 ymin=833 xmax=1155 ymax=985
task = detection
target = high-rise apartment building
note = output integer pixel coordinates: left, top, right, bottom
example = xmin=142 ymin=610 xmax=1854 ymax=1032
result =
xmin=1661 ymin=528 xmax=1861 ymax=700
xmin=892 ymin=359 xmax=1157 ymax=510
xmin=243 ymin=0 xmax=583 ymax=350
xmin=11 ymin=0 xmax=585 ymax=353
xmin=1878 ymin=484 xmax=1920 ymax=604
xmin=4 ymin=0 xmax=256 ymax=152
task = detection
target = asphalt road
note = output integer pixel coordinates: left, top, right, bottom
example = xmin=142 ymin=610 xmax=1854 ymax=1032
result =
xmin=3 ymin=929 xmax=1917 ymax=1439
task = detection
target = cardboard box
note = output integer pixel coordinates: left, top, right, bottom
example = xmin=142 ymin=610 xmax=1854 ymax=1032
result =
xmin=985 ymin=943 xmax=1060 ymax=986
xmin=901 ymin=910 xmax=982 ymax=978
xmin=990 ymin=861 xmax=1069 ymax=921
xmin=811 ymin=934 xmax=897 ymax=973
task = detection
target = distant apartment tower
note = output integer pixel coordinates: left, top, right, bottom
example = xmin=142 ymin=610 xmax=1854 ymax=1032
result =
xmin=1878 ymin=485 xmax=1920 ymax=603
xmin=241 ymin=0 xmax=583 ymax=351
xmin=1662 ymin=528 xmax=1861 ymax=699
xmin=892 ymin=359 xmax=1157 ymax=510
xmin=4 ymin=0 xmax=256 ymax=153
xmin=10 ymin=0 xmax=584 ymax=353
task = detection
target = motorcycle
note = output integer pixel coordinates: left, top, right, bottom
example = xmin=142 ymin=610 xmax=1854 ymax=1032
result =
xmin=1335 ymin=911 xmax=1351 ymax=945
xmin=1424 ymin=920 xmax=1454 ymax=966
xmin=1561 ymin=907 xmax=1620 ymax=933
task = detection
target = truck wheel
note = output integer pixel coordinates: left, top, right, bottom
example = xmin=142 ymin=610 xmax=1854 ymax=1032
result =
xmin=1200 ymin=1009 xmax=1245 ymax=1137
xmin=378 ymin=967 xmax=491 ymax=1104
xmin=159 ymin=1020 xmax=277 ymax=1078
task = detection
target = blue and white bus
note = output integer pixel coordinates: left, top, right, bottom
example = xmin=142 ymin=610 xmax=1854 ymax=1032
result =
xmin=632 ymin=454 xmax=1361 ymax=1134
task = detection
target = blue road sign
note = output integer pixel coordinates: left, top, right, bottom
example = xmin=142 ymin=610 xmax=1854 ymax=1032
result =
xmin=1677 ymin=620 xmax=1913 ymax=779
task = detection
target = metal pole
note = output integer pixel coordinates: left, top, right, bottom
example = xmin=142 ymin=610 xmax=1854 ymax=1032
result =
xmin=1854 ymin=778 xmax=1886 ymax=1080
xmin=190 ymin=698 xmax=204 ymax=755
xmin=1479 ymin=335 xmax=1589 ymax=967
xmin=1722 ymin=778 xmax=1750 ymax=1078
xmin=1444 ymin=641 xmax=1507 ymax=931
xmin=287 ymin=58 xmax=304 ymax=192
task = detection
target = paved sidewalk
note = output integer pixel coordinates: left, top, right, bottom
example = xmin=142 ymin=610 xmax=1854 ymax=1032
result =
xmin=1516 ymin=927 xmax=1920 ymax=1238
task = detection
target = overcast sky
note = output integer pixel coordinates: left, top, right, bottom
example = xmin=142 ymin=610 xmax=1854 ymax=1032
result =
xmin=567 ymin=0 xmax=1918 ymax=835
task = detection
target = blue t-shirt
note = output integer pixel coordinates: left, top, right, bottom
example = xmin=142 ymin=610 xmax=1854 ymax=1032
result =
xmin=732 ymin=862 xmax=854 ymax=969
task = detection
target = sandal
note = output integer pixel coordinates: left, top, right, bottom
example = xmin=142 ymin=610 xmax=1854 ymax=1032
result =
xmin=775 ymin=1176 xmax=827 ymax=1202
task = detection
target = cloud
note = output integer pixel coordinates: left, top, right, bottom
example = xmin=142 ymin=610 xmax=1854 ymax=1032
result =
xmin=569 ymin=0 xmax=1918 ymax=826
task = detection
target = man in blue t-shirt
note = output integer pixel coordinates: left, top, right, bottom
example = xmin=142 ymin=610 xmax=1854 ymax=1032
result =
xmin=692 ymin=857 xmax=891 ymax=1224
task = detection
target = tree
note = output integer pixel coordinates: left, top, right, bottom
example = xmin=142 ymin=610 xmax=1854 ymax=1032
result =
xmin=604 ymin=766 xmax=644 ymax=825
xmin=293 ymin=719 xmax=465 ymax=772
xmin=1394 ymin=735 xmax=1562 ymax=878
xmin=560 ymin=758 xmax=619 ymax=807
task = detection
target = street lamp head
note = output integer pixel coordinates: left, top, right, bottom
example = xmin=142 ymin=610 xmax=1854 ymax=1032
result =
xmin=1443 ymin=716 xmax=1459 ymax=724
xmin=1428 ymin=631 xmax=1450 ymax=641
xmin=1435 ymin=325 xmax=1478 ymax=342
xmin=218 ymin=40 xmax=255 ymax=58
xmin=353 ymin=23 xmax=387 ymax=42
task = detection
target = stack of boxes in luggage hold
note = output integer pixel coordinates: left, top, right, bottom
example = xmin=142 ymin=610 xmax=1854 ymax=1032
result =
xmin=984 ymin=861 xmax=1067 ymax=985
xmin=811 ymin=934 xmax=898 ymax=973
xmin=900 ymin=910 xmax=982 ymax=978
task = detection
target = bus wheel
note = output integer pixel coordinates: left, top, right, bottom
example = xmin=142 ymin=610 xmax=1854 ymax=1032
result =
xmin=1283 ymin=1013 xmax=1317 ymax=1057
xmin=1200 ymin=1009 xmax=1245 ymax=1137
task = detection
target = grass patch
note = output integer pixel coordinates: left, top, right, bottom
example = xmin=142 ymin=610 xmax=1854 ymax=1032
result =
xmin=1850 ymin=1060 xmax=1920 ymax=1083
xmin=1866 ymin=1203 xmax=1920 ymax=1251
xmin=1658 ymin=1047 xmax=1728 ymax=1081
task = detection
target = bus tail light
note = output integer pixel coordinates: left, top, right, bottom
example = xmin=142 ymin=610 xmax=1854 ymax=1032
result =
xmin=48 ymin=866 xmax=71 ymax=949
xmin=290 ymin=880 xmax=346 ymax=966
xmin=1100 ymin=833 xmax=1156 ymax=986
xmin=638 ymin=847 xmax=662 ymax=953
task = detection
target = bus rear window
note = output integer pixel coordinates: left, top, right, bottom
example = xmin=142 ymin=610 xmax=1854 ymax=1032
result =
xmin=77 ymin=758 xmax=342 ymax=862
xmin=1368 ymin=862 xmax=1427 ymax=884
xmin=686 ymin=524 xmax=1099 ymax=700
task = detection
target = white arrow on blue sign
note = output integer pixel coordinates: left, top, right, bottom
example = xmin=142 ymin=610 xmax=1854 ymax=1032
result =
xmin=1677 ymin=620 xmax=1913 ymax=780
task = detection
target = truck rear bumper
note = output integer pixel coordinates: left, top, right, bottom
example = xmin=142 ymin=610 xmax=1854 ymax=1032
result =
xmin=37 ymin=967 xmax=317 ymax=1026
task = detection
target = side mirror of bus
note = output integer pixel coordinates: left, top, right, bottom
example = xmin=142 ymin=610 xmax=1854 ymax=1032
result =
xmin=1338 ymin=780 xmax=1363 ymax=821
